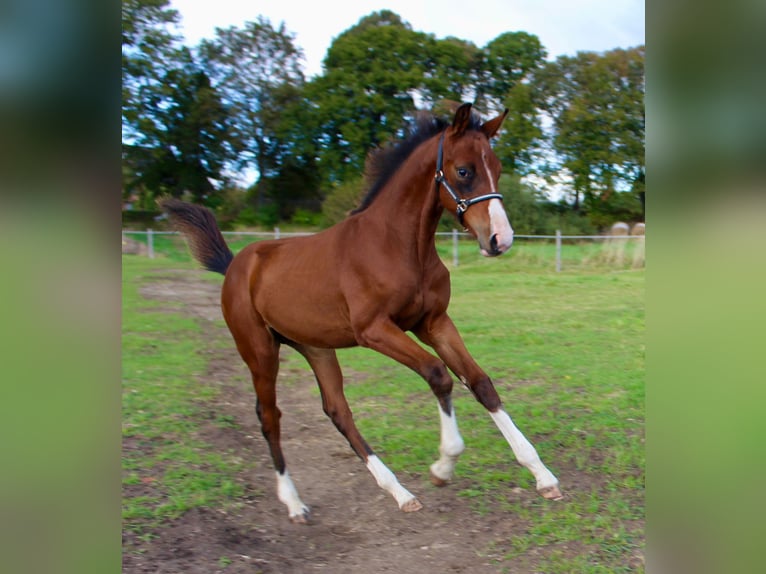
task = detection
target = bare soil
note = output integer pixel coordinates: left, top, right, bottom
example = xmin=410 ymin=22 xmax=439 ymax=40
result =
xmin=122 ymin=268 xmax=614 ymax=573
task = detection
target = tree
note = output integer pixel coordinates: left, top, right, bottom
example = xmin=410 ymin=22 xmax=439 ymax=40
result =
xmin=479 ymin=32 xmax=547 ymax=112
xmin=198 ymin=17 xmax=306 ymax=203
xmin=495 ymin=82 xmax=544 ymax=174
xmin=419 ymin=36 xmax=482 ymax=106
xmin=307 ymin=11 xmax=429 ymax=186
xmin=123 ymin=48 xmax=241 ymax=206
xmin=122 ymin=0 xmax=181 ymax=145
xmin=536 ymin=46 xmax=644 ymax=219
xmin=473 ymin=32 xmax=548 ymax=175
xmin=123 ymin=0 xmax=241 ymax=207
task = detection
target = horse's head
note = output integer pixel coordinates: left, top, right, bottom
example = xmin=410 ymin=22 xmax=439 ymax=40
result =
xmin=436 ymin=103 xmax=514 ymax=257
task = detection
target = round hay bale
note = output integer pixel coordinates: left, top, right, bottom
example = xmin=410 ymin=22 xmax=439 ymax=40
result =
xmin=603 ymin=222 xmax=632 ymax=266
xmin=630 ymin=222 xmax=645 ymax=236
xmin=610 ymin=221 xmax=630 ymax=236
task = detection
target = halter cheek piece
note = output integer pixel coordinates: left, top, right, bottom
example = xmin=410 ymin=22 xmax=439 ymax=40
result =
xmin=434 ymin=130 xmax=503 ymax=226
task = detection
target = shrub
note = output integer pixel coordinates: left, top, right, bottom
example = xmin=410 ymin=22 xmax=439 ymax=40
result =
xmin=290 ymin=209 xmax=323 ymax=227
xmin=321 ymin=176 xmax=365 ymax=227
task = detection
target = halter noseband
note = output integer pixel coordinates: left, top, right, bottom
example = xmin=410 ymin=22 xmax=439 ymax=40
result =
xmin=434 ymin=130 xmax=503 ymax=226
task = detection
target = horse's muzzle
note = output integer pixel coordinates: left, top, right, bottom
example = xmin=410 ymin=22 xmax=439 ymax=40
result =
xmin=480 ymin=199 xmax=514 ymax=257
xmin=481 ymin=231 xmax=513 ymax=257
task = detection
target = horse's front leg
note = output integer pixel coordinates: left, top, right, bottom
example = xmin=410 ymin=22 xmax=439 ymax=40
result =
xmin=427 ymin=402 xmax=465 ymax=487
xmin=415 ymin=313 xmax=563 ymax=500
xmin=353 ymin=316 xmax=473 ymax=510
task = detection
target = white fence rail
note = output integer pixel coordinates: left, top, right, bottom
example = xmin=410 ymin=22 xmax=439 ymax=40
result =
xmin=123 ymin=228 xmax=645 ymax=272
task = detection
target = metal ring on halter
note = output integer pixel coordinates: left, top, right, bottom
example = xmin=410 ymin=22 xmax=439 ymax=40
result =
xmin=434 ymin=131 xmax=503 ymax=226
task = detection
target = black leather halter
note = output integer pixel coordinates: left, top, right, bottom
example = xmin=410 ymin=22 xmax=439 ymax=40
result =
xmin=434 ymin=130 xmax=503 ymax=226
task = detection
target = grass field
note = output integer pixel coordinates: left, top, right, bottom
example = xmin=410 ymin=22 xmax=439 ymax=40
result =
xmin=122 ymin=259 xmax=247 ymax=529
xmin=123 ymin=248 xmax=644 ymax=572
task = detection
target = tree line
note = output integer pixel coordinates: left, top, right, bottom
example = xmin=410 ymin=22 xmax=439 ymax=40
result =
xmin=122 ymin=0 xmax=644 ymax=233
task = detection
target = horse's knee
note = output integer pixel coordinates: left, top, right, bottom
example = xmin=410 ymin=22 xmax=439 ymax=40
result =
xmin=321 ymin=401 xmax=373 ymax=459
xmin=469 ymin=377 xmax=501 ymax=411
xmin=322 ymin=402 xmax=342 ymax=425
xmin=256 ymin=404 xmax=282 ymax=435
xmin=423 ymin=363 xmax=455 ymax=414
xmin=319 ymin=394 xmax=348 ymax=428
xmin=425 ymin=362 xmax=453 ymax=396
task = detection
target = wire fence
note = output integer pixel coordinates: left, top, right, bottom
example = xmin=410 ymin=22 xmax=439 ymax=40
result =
xmin=122 ymin=228 xmax=645 ymax=272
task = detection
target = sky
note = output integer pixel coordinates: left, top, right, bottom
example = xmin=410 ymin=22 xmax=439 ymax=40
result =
xmin=169 ymin=0 xmax=644 ymax=79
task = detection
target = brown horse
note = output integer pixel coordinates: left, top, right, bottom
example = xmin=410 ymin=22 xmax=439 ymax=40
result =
xmin=162 ymin=103 xmax=561 ymax=523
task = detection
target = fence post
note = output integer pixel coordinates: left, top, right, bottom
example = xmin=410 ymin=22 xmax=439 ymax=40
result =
xmin=452 ymin=228 xmax=459 ymax=267
xmin=274 ymin=227 xmax=280 ymax=240
xmin=555 ymin=229 xmax=561 ymax=272
xmin=147 ymin=228 xmax=154 ymax=259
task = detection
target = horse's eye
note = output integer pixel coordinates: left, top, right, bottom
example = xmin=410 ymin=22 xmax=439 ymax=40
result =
xmin=457 ymin=167 xmax=470 ymax=178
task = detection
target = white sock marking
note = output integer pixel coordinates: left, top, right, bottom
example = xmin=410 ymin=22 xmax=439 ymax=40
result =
xmin=276 ymin=470 xmax=309 ymax=518
xmin=489 ymin=409 xmax=559 ymax=490
xmin=366 ymin=454 xmax=418 ymax=509
xmin=430 ymin=406 xmax=465 ymax=481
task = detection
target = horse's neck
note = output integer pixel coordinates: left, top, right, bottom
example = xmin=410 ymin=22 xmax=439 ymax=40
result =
xmin=362 ymin=142 xmax=443 ymax=261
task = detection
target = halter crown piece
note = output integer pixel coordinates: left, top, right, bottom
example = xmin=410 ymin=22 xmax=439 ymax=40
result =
xmin=434 ymin=130 xmax=503 ymax=226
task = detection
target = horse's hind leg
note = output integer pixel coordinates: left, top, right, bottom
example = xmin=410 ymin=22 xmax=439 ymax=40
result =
xmin=224 ymin=308 xmax=310 ymax=522
xmin=294 ymin=344 xmax=422 ymax=512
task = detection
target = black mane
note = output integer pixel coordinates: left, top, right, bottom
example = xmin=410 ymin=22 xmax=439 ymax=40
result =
xmin=351 ymin=111 xmax=482 ymax=214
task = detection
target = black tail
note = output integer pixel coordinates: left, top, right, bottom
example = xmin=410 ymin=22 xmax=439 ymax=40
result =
xmin=159 ymin=198 xmax=234 ymax=275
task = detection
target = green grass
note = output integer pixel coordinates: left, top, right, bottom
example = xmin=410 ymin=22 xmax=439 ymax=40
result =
xmin=329 ymin=265 xmax=644 ymax=572
xmin=122 ymin=257 xmax=251 ymax=533
xmin=122 ymin=247 xmax=644 ymax=571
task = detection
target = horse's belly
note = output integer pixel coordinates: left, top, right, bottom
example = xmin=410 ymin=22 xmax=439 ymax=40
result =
xmin=270 ymin=317 xmax=357 ymax=349
xmin=258 ymin=294 xmax=356 ymax=349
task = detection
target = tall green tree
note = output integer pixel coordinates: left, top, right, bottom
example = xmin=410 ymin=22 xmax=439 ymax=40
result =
xmin=123 ymin=0 xmax=241 ymax=207
xmin=536 ymin=46 xmax=644 ymax=218
xmin=306 ymin=11 xmax=429 ymax=185
xmin=123 ymin=48 xmax=241 ymax=205
xmin=419 ymin=36 xmax=482 ymax=106
xmin=122 ymin=0 xmax=181 ymax=144
xmin=198 ymin=18 xmax=306 ymax=193
xmin=476 ymin=32 xmax=548 ymax=175
xmin=479 ymin=31 xmax=547 ymax=111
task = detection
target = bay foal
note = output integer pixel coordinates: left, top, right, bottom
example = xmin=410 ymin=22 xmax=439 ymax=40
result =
xmin=162 ymin=103 xmax=561 ymax=523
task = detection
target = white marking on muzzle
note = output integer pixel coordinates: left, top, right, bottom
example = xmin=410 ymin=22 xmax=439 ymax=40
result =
xmin=487 ymin=199 xmax=513 ymax=254
xmin=482 ymin=154 xmax=514 ymax=254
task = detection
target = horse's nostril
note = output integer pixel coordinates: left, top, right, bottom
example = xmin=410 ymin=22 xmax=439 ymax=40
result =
xmin=490 ymin=234 xmax=499 ymax=252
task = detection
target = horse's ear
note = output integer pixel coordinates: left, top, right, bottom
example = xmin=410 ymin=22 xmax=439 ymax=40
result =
xmin=481 ymin=108 xmax=509 ymax=139
xmin=451 ymin=103 xmax=473 ymax=136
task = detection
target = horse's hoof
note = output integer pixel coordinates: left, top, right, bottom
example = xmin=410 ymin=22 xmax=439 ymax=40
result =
xmin=429 ymin=470 xmax=449 ymax=487
xmin=289 ymin=508 xmax=311 ymax=524
xmin=400 ymin=498 xmax=423 ymax=512
xmin=537 ymin=484 xmax=564 ymax=501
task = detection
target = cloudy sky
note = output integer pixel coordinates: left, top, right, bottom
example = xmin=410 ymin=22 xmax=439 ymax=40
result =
xmin=169 ymin=0 xmax=644 ymax=78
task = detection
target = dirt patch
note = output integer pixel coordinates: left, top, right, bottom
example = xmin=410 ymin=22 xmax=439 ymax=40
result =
xmin=124 ymin=268 xmax=639 ymax=573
